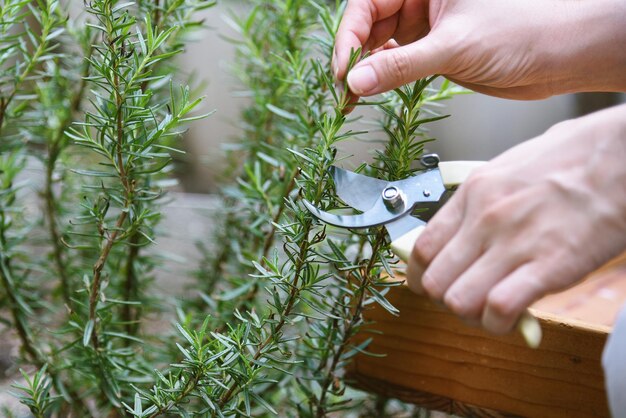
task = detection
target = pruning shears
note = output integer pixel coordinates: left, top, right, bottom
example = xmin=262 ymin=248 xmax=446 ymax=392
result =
xmin=303 ymin=154 xmax=542 ymax=348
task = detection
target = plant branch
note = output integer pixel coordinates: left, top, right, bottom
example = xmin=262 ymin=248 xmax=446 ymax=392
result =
xmin=229 ymin=167 xmax=300 ymax=314
xmin=44 ymin=152 xmax=70 ymax=304
xmin=215 ymin=217 xmax=315 ymax=411
xmin=0 ymin=251 xmax=45 ymax=365
xmin=146 ymin=370 xmax=202 ymax=418
xmin=0 ymin=7 xmax=55 ymax=136
xmin=89 ymin=209 xmax=128 ymax=349
xmin=314 ymin=230 xmax=387 ymax=417
xmin=122 ymin=232 xmax=141 ymax=338
xmin=261 ymin=168 xmax=299 ymax=262
xmin=88 ymin=7 xmax=134 ymax=350
xmin=0 ymin=211 xmax=89 ymax=415
xmin=43 ymin=46 xmax=94 ymax=305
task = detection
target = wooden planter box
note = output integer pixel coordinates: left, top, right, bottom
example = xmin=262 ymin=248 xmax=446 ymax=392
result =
xmin=347 ymin=254 xmax=626 ymax=417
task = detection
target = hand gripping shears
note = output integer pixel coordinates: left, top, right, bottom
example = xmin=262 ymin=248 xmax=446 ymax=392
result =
xmin=303 ymin=154 xmax=542 ymax=348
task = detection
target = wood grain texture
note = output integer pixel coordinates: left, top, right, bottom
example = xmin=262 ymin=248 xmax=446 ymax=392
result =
xmin=348 ymin=253 xmax=626 ymax=418
xmin=346 ymin=373 xmax=522 ymax=417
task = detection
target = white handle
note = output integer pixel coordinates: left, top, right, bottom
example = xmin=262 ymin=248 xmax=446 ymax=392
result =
xmin=518 ymin=311 xmax=542 ymax=349
xmin=438 ymin=160 xmax=487 ymax=187
xmin=390 ymin=160 xmax=542 ymax=348
xmin=390 ymin=225 xmax=426 ymax=262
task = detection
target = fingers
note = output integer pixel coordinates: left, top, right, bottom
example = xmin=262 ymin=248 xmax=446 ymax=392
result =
xmin=420 ymin=228 xmax=483 ymax=302
xmin=406 ymin=177 xmax=540 ymax=336
xmin=406 ymin=188 xmax=466 ymax=294
xmin=334 ymin=0 xmax=438 ymax=99
xmin=347 ymin=34 xmax=449 ymax=96
xmin=415 ymin=245 xmax=547 ymax=335
xmin=363 ymin=1 xmax=429 ymax=51
xmin=443 ymin=247 xmax=519 ymax=321
xmin=394 ymin=0 xmax=429 ymax=45
xmin=362 ymin=15 xmax=400 ymax=53
xmin=482 ymin=263 xmax=548 ymax=334
xmin=333 ymin=0 xmax=405 ymax=80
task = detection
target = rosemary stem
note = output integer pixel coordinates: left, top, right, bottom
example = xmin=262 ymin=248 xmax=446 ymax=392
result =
xmin=44 ymin=143 xmax=71 ymax=304
xmin=89 ymin=210 xmax=128 ymax=349
xmin=0 ymin=15 xmax=52 ymax=136
xmin=44 ymin=44 xmax=94 ymax=305
xmin=122 ymin=232 xmax=141 ymax=338
xmin=314 ymin=230 xmax=387 ymax=417
xmin=261 ymin=168 xmax=299 ymax=261
xmin=215 ymin=220 xmax=314 ymax=411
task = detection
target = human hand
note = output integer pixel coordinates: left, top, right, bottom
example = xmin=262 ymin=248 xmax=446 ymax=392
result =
xmin=334 ymin=0 xmax=626 ymax=99
xmin=406 ymin=104 xmax=626 ymax=334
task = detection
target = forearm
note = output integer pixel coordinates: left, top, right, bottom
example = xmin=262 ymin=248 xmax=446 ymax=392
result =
xmin=547 ymin=0 xmax=626 ymax=94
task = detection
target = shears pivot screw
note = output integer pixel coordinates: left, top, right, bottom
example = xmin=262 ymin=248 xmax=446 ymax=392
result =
xmin=382 ymin=186 xmax=405 ymax=212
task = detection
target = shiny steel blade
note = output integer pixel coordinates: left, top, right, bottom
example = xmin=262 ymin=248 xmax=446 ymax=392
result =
xmin=303 ymin=199 xmax=425 ymax=241
xmin=384 ymin=215 xmax=426 ymax=242
xmin=332 ymin=166 xmax=446 ymax=212
xmin=391 ymin=169 xmax=446 ymax=204
xmin=330 ymin=166 xmax=389 ymax=212
xmin=303 ymin=198 xmax=412 ymax=229
xmin=306 ymin=166 xmax=448 ymax=235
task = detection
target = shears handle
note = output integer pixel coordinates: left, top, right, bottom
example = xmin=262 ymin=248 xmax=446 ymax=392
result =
xmin=390 ymin=160 xmax=485 ymax=260
xmin=391 ymin=161 xmax=542 ymax=349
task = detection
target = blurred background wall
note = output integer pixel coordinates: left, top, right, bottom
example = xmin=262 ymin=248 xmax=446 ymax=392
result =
xmin=178 ymin=1 xmax=625 ymax=193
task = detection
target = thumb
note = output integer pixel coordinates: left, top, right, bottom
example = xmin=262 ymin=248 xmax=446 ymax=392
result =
xmin=347 ymin=35 xmax=449 ymax=96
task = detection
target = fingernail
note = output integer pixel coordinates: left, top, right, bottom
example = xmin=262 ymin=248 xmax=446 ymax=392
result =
xmin=347 ymin=65 xmax=378 ymax=95
xmin=420 ymin=272 xmax=441 ymax=299
xmin=444 ymin=292 xmax=462 ymax=312
xmin=482 ymin=306 xmax=513 ymax=335
xmin=406 ymin=257 xmax=425 ymax=294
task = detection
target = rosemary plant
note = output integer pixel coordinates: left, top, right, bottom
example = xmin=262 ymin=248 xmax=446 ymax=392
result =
xmin=2 ymin=1 xmax=212 ymax=416
xmin=1 ymin=0 xmax=464 ymax=416
xmin=188 ymin=1 xmax=465 ymax=417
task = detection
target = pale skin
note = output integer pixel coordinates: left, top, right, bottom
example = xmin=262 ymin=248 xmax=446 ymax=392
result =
xmin=333 ymin=0 xmax=626 ymax=334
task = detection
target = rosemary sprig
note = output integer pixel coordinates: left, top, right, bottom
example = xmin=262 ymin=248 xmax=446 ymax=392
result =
xmin=2 ymin=1 xmax=466 ymax=416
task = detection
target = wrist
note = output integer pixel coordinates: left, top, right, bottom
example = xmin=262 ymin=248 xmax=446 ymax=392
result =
xmin=545 ymin=0 xmax=626 ymax=94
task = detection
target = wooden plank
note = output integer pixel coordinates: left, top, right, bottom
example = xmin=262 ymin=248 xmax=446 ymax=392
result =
xmin=533 ymin=258 xmax=626 ymax=327
xmin=347 ymin=373 xmax=523 ymax=417
xmin=348 ymin=254 xmax=626 ymax=417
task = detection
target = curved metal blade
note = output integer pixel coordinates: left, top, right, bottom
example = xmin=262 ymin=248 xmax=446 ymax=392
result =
xmin=390 ymin=169 xmax=446 ymax=203
xmin=303 ymin=198 xmax=413 ymax=229
xmin=332 ymin=166 xmax=446 ymax=212
xmin=303 ymin=199 xmax=426 ymax=240
xmin=385 ymin=215 xmax=426 ymax=241
xmin=331 ymin=166 xmax=389 ymax=212
xmin=307 ymin=166 xmax=447 ymax=235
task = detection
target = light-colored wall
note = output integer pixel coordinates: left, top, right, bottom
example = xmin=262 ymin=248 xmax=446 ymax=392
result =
xmin=175 ymin=2 xmax=247 ymax=192
xmin=410 ymin=93 xmax=576 ymax=160
xmin=179 ymin=2 xmax=624 ymax=191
